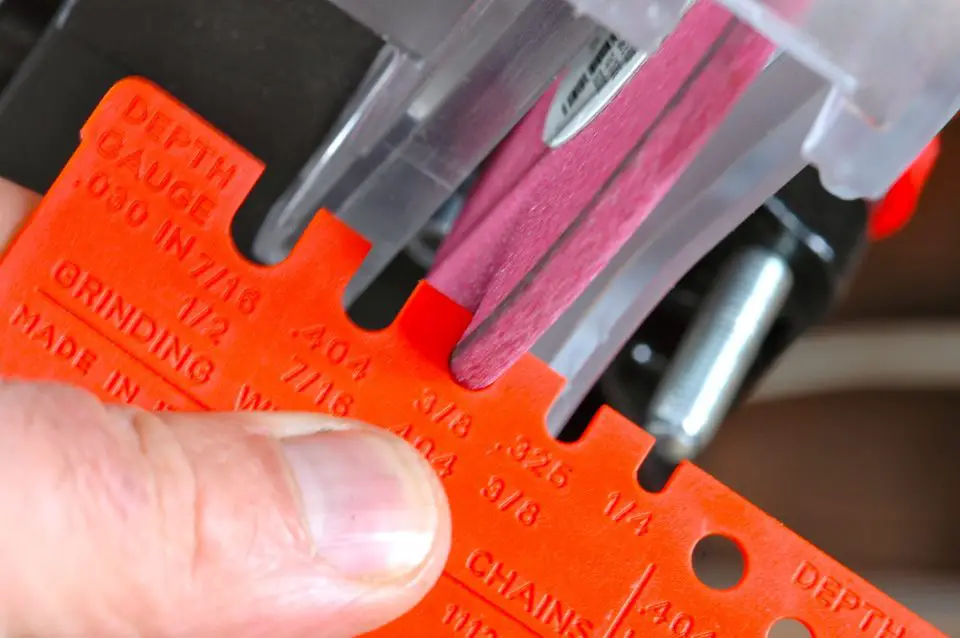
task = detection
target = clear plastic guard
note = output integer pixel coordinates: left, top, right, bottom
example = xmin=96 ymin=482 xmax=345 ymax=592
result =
xmin=568 ymin=0 xmax=960 ymax=199
xmin=255 ymin=0 xmax=712 ymax=300
xmin=254 ymin=0 xmax=600 ymax=300
xmin=251 ymin=0 xmax=956 ymax=426
xmin=283 ymin=0 xmax=960 ymax=303
xmin=537 ymin=53 xmax=827 ymax=431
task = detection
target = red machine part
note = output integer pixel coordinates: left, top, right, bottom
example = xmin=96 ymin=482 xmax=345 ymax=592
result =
xmin=0 ymin=79 xmax=943 ymax=637
xmin=870 ymin=136 xmax=941 ymax=241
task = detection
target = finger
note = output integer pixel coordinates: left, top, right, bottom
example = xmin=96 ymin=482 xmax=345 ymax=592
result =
xmin=0 ymin=382 xmax=451 ymax=637
xmin=0 ymin=178 xmax=40 ymax=246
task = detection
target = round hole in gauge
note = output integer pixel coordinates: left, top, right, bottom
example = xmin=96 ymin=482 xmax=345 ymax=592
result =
xmin=691 ymin=534 xmax=746 ymax=590
xmin=768 ymin=618 xmax=814 ymax=637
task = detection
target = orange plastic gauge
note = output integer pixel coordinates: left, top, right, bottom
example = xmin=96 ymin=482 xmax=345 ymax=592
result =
xmin=0 ymin=79 xmax=942 ymax=638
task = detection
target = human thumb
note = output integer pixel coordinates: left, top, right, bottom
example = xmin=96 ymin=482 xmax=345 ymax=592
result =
xmin=0 ymin=382 xmax=450 ymax=637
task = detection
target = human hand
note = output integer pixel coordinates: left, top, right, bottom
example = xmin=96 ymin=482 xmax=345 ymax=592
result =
xmin=0 ymin=179 xmax=451 ymax=637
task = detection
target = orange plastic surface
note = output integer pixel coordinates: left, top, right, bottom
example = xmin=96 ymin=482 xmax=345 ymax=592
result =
xmin=0 ymin=79 xmax=943 ymax=638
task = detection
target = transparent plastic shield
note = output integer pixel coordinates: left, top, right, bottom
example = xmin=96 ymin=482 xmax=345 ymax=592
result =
xmin=253 ymin=0 xmax=600 ymax=301
xmin=570 ymin=0 xmax=960 ymax=199
xmin=534 ymin=54 xmax=827 ymax=431
xmin=252 ymin=0 xmax=957 ymax=431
